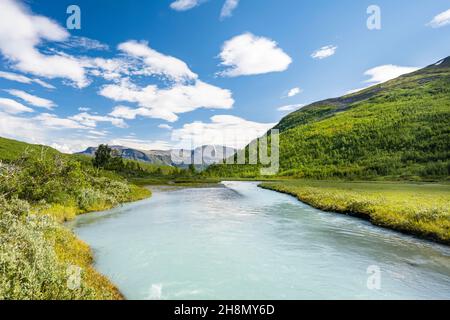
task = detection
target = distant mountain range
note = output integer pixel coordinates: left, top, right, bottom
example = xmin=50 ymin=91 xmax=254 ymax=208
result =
xmin=76 ymin=145 xmax=236 ymax=168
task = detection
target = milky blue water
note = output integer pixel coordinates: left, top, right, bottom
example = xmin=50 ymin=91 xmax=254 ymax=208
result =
xmin=70 ymin=181 xmax=450 ymax=300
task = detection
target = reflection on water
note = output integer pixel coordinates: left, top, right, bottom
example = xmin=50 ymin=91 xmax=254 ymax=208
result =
xmin=70 ymin=181 xmax=450 ymax=300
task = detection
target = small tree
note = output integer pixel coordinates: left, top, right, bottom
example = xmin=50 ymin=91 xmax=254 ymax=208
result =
xmin=93 ymin=144 xmax=112 ymax=168
xmin=188 ymin=163 xmax=196 ymax=175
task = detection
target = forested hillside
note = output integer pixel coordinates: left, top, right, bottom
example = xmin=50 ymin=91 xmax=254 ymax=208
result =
xmin=206 ymin=57 xmax=450 ymax=180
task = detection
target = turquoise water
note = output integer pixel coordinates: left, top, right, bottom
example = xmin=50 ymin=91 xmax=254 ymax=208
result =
xmin=70 ymin=181 xmax=450 ymax=300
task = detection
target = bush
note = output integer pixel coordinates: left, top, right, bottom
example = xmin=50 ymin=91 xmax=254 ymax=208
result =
xmin=0 ymin=197 xmax=95 ymax=299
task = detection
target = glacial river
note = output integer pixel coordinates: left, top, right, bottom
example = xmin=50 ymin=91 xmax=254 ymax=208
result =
xmin=70 ymin=181 xmax=450 ymax=299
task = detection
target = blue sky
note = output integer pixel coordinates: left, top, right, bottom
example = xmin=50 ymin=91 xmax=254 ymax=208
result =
xmin=0 ymin=0 xmax=449 ymax=152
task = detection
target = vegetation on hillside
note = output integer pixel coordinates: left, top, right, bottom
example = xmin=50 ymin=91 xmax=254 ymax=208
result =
xmin=206 ymin=57 xmax=450 ymax=181
xmin=260 ymin=180 xmax=450 ymax=244
xmin=0 ymin=141 xmax=154 ymax=299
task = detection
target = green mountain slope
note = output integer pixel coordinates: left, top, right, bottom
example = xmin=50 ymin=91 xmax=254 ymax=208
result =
xmin=0 ymin=136 xmax=61 ymax=162
xmin=206 ymin=56 xmax=450 ymax=180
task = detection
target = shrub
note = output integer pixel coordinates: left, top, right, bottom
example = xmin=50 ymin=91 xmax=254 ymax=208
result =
xmin=0 ymin=197 xmax=95 ymax=299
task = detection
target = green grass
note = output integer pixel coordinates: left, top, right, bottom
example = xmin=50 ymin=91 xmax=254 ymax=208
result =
xmin=0 ymin=137 xmax=60 ymax=162
xmin=131 ymin=176 xmax=221 ymax=186
xmin=260 ymin=180 xmax=450 ymax=244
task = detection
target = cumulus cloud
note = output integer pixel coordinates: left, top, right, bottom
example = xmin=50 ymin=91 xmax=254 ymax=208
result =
xmin=171 ymin=115 xmax=276 ymax=149
xmin=427 ymin=9 xmax=450 ymax=28
xmin=85 ymin=57 xmax=132 ymax=81
xmin=221 ymin=0 xmax=240 ymax=19
xmin=218 ymin=33 xmax=292 ymax=77
xmin=0 ymin=70 xmax=55 ymax=89
xmin=5 ymin=89 xmax=55 ymax=109
xmin=170 ymin=0 xmax=202 ymax=11
xmin=118 ymin=40 xmax=198 ymax=82
xmin=311 ymin=45 xmax=337 ymax=60
xmin=277 ymin=104 xmax=305 ymax=112
xmin=363 ymin=65 xmax=419 ymax=84
xmin=82 ymin=40 xmax=199 ymax=83
xmin=0 ymin=0 xmax=88 ymax=88
xmin=0 ymin=98 xmax=34 ymax=114
xmin=286 ymin=87 xmax=302 ymax=97
xmin=102 ymin=79 xmax=234 ymax=122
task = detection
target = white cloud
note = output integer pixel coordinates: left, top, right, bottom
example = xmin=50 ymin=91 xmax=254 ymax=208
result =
xmin=88 ymin=130 xmax=108 ymax=137
xmin=5 ymin=89 xmax=55 ymax=109
xmin=69 ymin=112 xmax=128 ymax=128
xmin=0 ymin=111 xmax=46 ymax=144
xmin=0 ymin=0 xmax=88 ymax=88
xmin=364 ymin=65 xmax=419 ymax=84
xmin=427 ymin=9 xmax=450 ymax=28
xmin=0 ymin=70 xmax=55 ymax=89
xmin=32 ymin=111 xmax=126 ymax=131
xmin=102 ymin=79 xmax=234 ymax=122
xmin=109 ymin=105 xmax=141 ymax=120
xmin=221 ymin=0 xmax=240 ymax=19
xmin=171 ymin=115 xmax=276 ymax=149
xmin=158 ymin=124 xmax=173 ymax=130
xmin=277 ymin=104 xmax=305 ymax=112
xmin=108 ymin=138 xmax=173 ymax=151
xmin=0 ymin=111 xmax=88 ymax=153
xmin=311 ymin=45 xmax=337 ymax=60
xmin=118 ymin=40 xmax=198 ymax=82
xmin=34 ymin=113 xmax=88 ymax=130
xmin=345 ymin=64 xmax=419 ymax=95
xmin=0 ymin=71 xmax=31 ymax=84
xmin=286 ymin=87 xmax=302 ymax=97
xmin=170 ymin=0 xmax=201 ymax=11
xmin=345 ymin=87 xmax=370 ymax=95
xmin=0 ymin=98 xmax=33 ymax=114
xmin=218 ymin=33 xmax=292 ymax=77
xmin=86 ymin=57 xmax=130 ymax=81
xmin=78 ymin=107 xmax=91 ymax=112
xmin=0 ymin=111 xmax=120 ymax=154
xmin=32 ymin=78 xmax=55 ymax=89
xmin=62 ymin=36 xmax=109 ymax=51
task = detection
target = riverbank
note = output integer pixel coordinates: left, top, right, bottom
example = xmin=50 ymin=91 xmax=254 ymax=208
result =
xmin=0 ymin=146 xmax=153 ymax=299
xmin=0 ymin=185 xmax=151 ymax=300
xmin=259 ymin=180 xmax=450 ymax=245
xmin=52 ymin=185 xmax=152 ymax=300
xmin=71 ymin=181 xmax=450 ymax=299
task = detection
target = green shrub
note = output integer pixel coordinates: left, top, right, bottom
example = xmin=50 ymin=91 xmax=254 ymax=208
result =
xmin=0 ymin=197 xmax=96 ymax=300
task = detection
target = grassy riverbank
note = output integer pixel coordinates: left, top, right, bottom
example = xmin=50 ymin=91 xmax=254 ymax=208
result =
xmin=131 ymin=176 xmax=221 ymax=187
xmin=260 ymin=180 xmax=450 ymax=244
xmin=0 ymin=145 xmax=151 ymax=299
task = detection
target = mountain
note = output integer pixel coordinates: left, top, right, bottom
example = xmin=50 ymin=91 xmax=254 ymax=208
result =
xmin=77 ymin=146 xmax=173 ymax=166
xmin=206 ymin=56 xmax=450 ymax=179
xmin=76 ymin=145 xmax=236 ymax=168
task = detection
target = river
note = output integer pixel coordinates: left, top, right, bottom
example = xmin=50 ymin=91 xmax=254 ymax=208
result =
xmin=69 ymin=181 xmax=450 ymax=299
